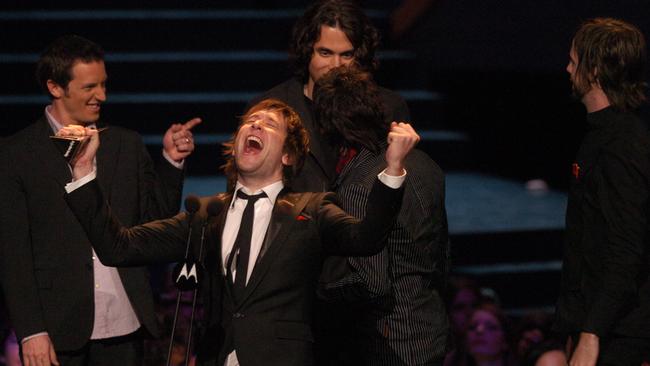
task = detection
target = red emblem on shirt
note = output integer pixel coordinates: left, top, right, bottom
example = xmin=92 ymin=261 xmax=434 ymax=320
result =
xmin=572 ymin=163 xmax=580 ymax=180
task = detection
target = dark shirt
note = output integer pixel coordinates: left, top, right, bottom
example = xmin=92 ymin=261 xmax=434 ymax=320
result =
xmin=555 ymin=107 xmax=650 ymax=338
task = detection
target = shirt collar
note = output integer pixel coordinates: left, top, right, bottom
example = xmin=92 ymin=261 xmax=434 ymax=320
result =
xmin=44 ymin=105 xmax=96 ymax=133
xmin=44 ymin=105 xmax=64 ymax=133
xmin=586 ymin=106 xmax=617 ymax=130
xmin=232 ymin=180 xmax=284 ymax=208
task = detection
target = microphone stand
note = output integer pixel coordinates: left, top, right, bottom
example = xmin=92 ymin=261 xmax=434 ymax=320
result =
xmin=166 ymin=196 xmax=199 ymax=366
xmin=184 ymin=219 xmax=208 ymax=364
xmin=166 ymin=197 xmax=222 ymax=366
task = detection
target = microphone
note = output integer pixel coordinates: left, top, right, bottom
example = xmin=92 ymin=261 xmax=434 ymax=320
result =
xmin=184 ymin=197 xmax=223 ymax=365
xmin=172 ymin=195 xmax=201 ymax=291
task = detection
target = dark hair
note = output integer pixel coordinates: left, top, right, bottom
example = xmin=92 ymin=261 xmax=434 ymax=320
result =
xmin=572 ymin=18 xmax=647 ymax=111
xmin=313 ymin=66 xmax=386 ymax=153
xmin=290 ymin=0 xmax=380 ymax=82
xmin=36 ymin=35 xmax=105 ymax=97
xmin=222 ymin=99 xmax=310 ymax=189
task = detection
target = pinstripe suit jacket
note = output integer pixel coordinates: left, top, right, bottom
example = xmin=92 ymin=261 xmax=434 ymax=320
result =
xmin=319 ymin=147 xmax=450 ymax=365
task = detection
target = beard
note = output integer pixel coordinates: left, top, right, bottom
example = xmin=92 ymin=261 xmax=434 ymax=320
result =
xmin=570 ymin=76 xmax=590 ymax=101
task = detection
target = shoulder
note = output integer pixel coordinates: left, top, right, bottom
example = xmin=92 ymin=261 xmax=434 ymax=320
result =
xmin=7 ymin=119 xmax=43 ymax=144
xmin=2 ymin=119 xmax=46 ymax=158
xmin=406 ymin=149 xmax=444 ymax=182
xmin=281 ymin=191 xmax=337 ymax=211
xmin=403 ymin=149 xmax=445 ymax=205
xmin=251 ymin=78 xmax=302 ymax=104
xmin=603 ymin=113 xmax=650 ymax=159
xmin=377 ymin=85 xmax=410 ymax=121
xmin=377 ymin=86 xmax=406 ymax=104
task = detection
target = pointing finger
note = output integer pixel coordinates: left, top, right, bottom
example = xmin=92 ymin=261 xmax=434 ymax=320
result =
xmin=182 ymin=118 xmax=202 ymax=131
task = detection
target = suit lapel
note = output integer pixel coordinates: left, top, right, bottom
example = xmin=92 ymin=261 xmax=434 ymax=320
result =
xmin=332 ymin=147 xmax=375 ymax=191
xmin=29 ymin=118 xmax=72 ymax=189
xmin=96 ymin=124 xmax=118 ymax=201
xmin=216 ymin=193 xmax=235 ymax=301
xmin=235 ymin=191 xmax=311 ymax=308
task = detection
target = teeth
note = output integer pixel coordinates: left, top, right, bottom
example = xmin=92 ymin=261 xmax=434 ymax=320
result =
xmin=246 ymin=135 xmax=263 ymax=148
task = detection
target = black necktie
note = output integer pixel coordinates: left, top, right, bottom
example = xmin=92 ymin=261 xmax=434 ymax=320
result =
xmin=227 ymin=190 xmax=267 ymax=302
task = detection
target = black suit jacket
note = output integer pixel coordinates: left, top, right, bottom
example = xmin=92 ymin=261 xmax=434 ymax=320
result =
xmin=250 ymin=78 xmax=410 ymax=192
xmin=0 ymin=118 xmax=183 ymax=351
xmin=65 ymin=178 xmax=403 ymax=366
xmin=318 ymin=147 xmax=450 ymax=364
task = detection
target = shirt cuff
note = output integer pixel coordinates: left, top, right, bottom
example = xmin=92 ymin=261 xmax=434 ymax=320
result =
xmin=378 ymin=168 xmax=407 ymax=189
xmin=65 ymin=170 xmax=97 ymax=193
xmin=162 ymin=149 xmax=184 ymax=169
xmin=21 ymin=332 xmax=48 ymax=344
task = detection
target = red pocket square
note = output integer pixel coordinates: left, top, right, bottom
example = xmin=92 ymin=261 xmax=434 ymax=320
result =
xmin=572 ymin=163 xmax=580 ymax=180
xmin=296 ymin=214 xmax=310 ymax=221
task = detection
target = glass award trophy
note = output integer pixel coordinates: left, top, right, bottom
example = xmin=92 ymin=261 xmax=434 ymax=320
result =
xmin=49 ymin=127 xmax=107 ymax=163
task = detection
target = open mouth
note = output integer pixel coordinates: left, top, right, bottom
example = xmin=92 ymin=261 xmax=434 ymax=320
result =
xmin=87 ymin=103 xmax=101 ymax=112
xmin=244 ymin=135 xmax=263 ymax=153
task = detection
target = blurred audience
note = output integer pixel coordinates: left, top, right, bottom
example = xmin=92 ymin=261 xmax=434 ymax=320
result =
xmin=2 ymin=330 xmax=20 ymax=366
xmin=514 ymin=311 xmax=554 ymax=361
xmin=445 ymin=302 xmax=518 ymax=366
xmin=446 ymin=276 xmax=482 ymax=349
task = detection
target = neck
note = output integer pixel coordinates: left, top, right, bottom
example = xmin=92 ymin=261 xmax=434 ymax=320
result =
xmin=237 ymin=175 xmax=282 ymax=192
xmin=582 ymin=87 xmax=610 ymax=113
xmin=50 ymin=102 xmax=84 ymax=126
xmin=304 ymin=79 xmax=315 ymax=100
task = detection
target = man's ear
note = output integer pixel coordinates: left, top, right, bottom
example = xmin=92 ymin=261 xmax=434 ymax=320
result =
xmin=282 ymin=152 xmax=293 ymax=166
xmin=591 ymin=67 xmax=603 ymax=89
xmin=46 ymin=80 xmax=64 ymax=99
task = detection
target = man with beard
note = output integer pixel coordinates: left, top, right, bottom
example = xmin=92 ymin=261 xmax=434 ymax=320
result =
xmin=554 ymin=18 xmax=650 ymax=365
xmin=250 ymin=0 xmax=410 ymax=193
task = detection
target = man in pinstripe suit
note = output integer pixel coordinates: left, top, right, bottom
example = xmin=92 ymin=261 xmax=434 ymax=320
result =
xmin=313 ymin=66 xmax=450 ymax=366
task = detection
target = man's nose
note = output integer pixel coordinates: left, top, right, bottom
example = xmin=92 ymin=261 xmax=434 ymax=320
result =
xmin=331 ymin=56 xmax=342 ymax=67
xmin=95 ymin=86 xmax=107 ymax=102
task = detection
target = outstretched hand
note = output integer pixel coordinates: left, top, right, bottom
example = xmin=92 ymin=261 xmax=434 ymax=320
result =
xmin=163 ymin=117 xmax=202 ymax=162
xmin=385 ymin=122 xmax=419 ymax=176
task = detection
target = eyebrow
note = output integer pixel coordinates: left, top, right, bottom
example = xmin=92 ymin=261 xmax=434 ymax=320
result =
xmin=316 ymin=46 xmax=354 ymax=54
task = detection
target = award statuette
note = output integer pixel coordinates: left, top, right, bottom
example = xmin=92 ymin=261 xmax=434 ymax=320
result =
xmin=50 ymin=127 xmax=108 ymax=163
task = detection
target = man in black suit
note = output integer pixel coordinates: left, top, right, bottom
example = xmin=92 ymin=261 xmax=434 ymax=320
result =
xmin=250 ymin=0 xmax=410 ymax=192
xmin=312 ymin=66 xmax=449 ymax=365
xmin=553 ymin=18 xmax=650 ymax=365
xmin=0 ymin=35 xmax=199 ymax=366
xmin=61 ymin=98 xmax=419 ymax=366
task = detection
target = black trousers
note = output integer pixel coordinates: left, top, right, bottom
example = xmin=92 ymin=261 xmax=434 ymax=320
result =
xmin=55 ymin=330 xmax=143 ymax=366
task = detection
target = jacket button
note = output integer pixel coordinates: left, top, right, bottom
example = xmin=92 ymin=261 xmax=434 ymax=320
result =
xmin=233 ymin=312 xmax=245 ymax=319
